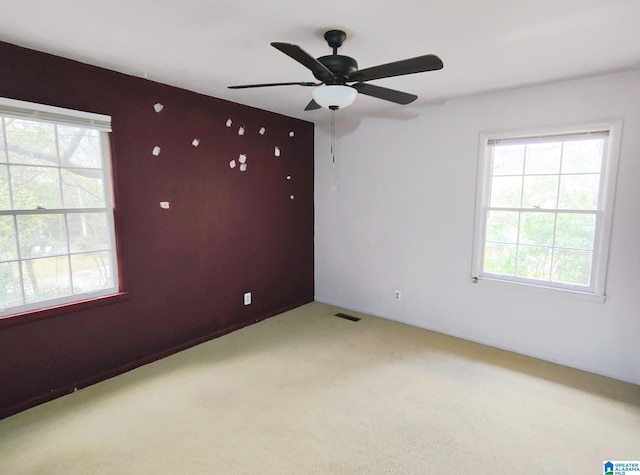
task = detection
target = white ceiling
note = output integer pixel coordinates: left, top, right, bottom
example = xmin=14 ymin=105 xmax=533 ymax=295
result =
xmin=2 ymin=0 xmax=639 ymax=122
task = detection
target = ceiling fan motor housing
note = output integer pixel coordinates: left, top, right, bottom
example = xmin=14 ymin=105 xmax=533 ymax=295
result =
xmin=317 ymin=55 xmax=358 ymax=84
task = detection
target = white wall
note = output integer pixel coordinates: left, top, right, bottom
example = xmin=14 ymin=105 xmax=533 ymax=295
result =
xmin=315 ymin=70 xmax=640 ymax=385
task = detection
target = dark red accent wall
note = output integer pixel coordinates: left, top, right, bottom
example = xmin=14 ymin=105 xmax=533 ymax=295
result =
xmin=0 ymin=41 xmax=314 ymax=419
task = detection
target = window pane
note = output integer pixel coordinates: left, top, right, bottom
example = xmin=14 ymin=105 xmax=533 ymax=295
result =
xmin=57 ymin=126 xmax=103 ymax=168
xmin=10 ymin=165 xmax=62 ymax=210
xmin=492 ymin=145 xmax=524 ymax=175
xmin=486 ymin=210 xmax=519 ymax=244
xmin=519 ymin=212 xmax=555 ymax=246
xmin=68 ymin=213 xmax=110 ymax=253
xmin=5 ymin=119 xmax=58 ymax=166
xmin=0 ymin=165 xmax=10 ymax=209
xmin=17 ymin=214 xmax=69 ymax=259
xmin=0 ymin=262 xmax=23 ymax=308
xmin=61 ymin=169 xmax=105 ymax=208
xmin=483 ymin=243 xmax=516 ymax=275
xmin=561 ymin=139 xmax=603 ymax=174
xmin=516 ymin=245 xmax=552 ymax=280
xmin=522 ymin=175 xmax=558 ymax=209
xmin=490 ymin=176 xmax=522 ymax=208
xmin=0 ymin=215 xmax=18 ymax=262
xmin=552 ymin=249 xmax=592 ymax=286
xmin=71 ymin=251 xmax=113 ymax=293
xmin=22 ymin=256 xmax=71 ymax=303
xmin=555 ymin=214 xmax=595 ymax=250
xmin=558 ymin=174 xmax=600 ymax=210
xmin=524 ymin=142 xmax=561 ymax=175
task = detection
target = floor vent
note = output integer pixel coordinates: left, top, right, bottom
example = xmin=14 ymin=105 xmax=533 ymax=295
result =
xmin=334 ymin=312 xmax=361 ymax=322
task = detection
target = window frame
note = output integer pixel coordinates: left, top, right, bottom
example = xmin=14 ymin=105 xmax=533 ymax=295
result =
xmin=471 ymin=120 xmax=623 ymax=301
xmin=0 ymin=97 xmax=120 ymax=317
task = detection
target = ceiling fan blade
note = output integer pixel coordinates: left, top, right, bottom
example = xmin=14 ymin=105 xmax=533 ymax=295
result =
xmin=304 ymin=99 xmax=321 ymax=111
xmin=229 ymin=81 xmax=319 ymax=89
xmin=351 ymin=83 xmax=418 ymax=105
xmin=348 ymin=54 xmax=443 ymax=82
xmin=271 ymin=42 xmax=335 ymax=83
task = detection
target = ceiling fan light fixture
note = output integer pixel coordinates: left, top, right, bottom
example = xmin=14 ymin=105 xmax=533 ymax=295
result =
xmin=312 ymin=85 xmax=357 ymax=109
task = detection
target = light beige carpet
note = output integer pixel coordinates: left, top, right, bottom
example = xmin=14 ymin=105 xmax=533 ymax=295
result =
xmin=0 ymin=302 xmax=638 ymax=474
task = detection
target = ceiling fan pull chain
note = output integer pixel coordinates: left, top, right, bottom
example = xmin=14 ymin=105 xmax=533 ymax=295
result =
xmin=331 ymin=109 xmax=336 ymax=163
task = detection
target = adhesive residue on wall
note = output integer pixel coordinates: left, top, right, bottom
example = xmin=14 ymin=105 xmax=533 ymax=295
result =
xmin=153 ymin=103 xmax=164 ymax=113
xmin=289 ymin=131 xmax=295 ymax=137
xmin=238 ymin=126 xmax=245 ymax=136
xmin=226 ymin=119 xmax=232 ymax=127
xmin=152 ymin=146 xmax=161 ymax=156
xmin=274 ymin=146 xmax=280 ymax=157
xmin=159 ymin=201 xmax=170 ymax=209
xmin=259 ymin=127 xmax=266 ymax=135
xmin=229 ymin=160 xmax=236 ymax=168
xmin=238 ymin=154 xmax=247 ymax=164
xmin=192 ymin=138 xmax=200 ymax=147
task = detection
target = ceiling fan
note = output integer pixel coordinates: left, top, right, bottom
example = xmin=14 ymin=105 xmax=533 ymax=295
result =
xmin=228 ymin=29 xmax=444 ymax=111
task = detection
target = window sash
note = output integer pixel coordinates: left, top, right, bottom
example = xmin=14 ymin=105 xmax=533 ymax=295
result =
xmin=0 ymin=209 xmax=118 ymax=312
xmin=480 ymin=209 xmax=600 ymax=292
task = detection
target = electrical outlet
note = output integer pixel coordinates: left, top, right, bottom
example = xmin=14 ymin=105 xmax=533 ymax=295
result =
xmin=244 ymin=292 xmax=251 ymax=305
xmin=394 ymin=290 xmax=401 ymax=301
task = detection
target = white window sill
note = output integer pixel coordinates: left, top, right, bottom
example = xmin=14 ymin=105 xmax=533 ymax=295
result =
xmin=470 ymin=276 xmax=606 ymax=303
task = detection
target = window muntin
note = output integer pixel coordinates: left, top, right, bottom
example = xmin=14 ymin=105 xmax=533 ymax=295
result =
xmin=0 ymin=98 xmax=118 ymax=316
xmin=473 ymin=124 xmax=621 ymax=297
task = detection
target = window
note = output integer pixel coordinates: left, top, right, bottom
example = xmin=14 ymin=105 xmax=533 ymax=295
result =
xmin=472 ymin=122 xmax=621 ymax=299
xmin=0 ymin=98 xmax=119 ymax=316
